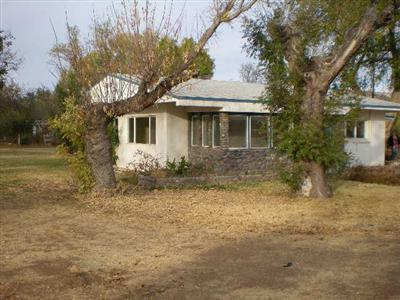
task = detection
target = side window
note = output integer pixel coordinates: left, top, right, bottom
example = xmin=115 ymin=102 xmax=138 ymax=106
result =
xmin=192 ymin=115 xmax=202 ymax=146
xmin=128 ymin=116 xmax=156 ymax=144
xmin=346 ymin=121 xmax=365 ymax=139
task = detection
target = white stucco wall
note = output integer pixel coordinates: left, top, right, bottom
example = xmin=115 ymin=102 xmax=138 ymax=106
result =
xmin=165 ymin=104 xmax=189 ymax=161
xmin=116 ymin=103 xmax=188 ymax=169
xmin=344 ymin=110 xmax=386 ymax=166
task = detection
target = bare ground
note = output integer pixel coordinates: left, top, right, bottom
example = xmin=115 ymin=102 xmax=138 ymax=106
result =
xmin=0 ymin=147 xmax=399 ymax=299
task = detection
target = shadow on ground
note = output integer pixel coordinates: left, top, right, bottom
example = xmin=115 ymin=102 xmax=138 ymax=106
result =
xmin=131 ymin=233 xmax=400 ymax=299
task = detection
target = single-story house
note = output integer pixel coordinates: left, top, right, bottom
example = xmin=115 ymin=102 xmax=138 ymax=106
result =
xmin=92 ymin=74 xmax=400 ymax=174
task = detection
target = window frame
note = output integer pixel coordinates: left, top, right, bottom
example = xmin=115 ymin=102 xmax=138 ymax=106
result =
xmin=190 ymin=113 xmax=272 ymax=150
xmin=212 ymin=114 xmax=221 ymax=148
xmin=228 ymin=114 xmax=249 ymax=149
xmin=345 ymin=120 xmax=366 ymax=140
xmin=191 ymin=114 xmax=202 ymax=146
xmin=127 ymin=115 xmax=157 ymax=145
xmin=249 ymin=115 xmax=269 ymax=149
xmin=202 ymin=114 xmax=212 ymax=147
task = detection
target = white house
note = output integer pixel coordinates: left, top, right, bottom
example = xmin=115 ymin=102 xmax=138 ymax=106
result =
xmin=92 ymin=74 xmax=400 ymax=173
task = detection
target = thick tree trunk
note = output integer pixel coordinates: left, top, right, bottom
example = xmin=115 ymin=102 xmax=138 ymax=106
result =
xmin=300 ymin=81 xmax=332 ymax=198
xmin=85 ymin=107 xmax=116 ymax=190
xmin=301 ymin=162 xmax=332 ymax=198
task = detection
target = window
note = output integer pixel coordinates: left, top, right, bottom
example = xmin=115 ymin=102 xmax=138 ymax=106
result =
xmin=202 ymin=115 xmax=212 ymax=146
xmin=136 ymin=117 xmax=149 ymax=143
xmin=129 ymin=118 xmax=134 ymax=143
xmin=128 ymin=116 xmax=156 ymax=144
xmin=190 ymin=113 xmax=271 ymax=149
xmin=213 ymin=115 xmax=220 ymax=147
xmin=346 ymin=121 xmax=365 ymax=139
xmin=192 ymin=115 xmax=202 ymax=146
xmin=150 ymin=116 xmax=156 ymax=144
xmin=229 ymin=115 xmax=247 ymax=148
xmin=356 ymin=121 xmax=365 ymax=138
xmin=250 ymin=116 xmax=268 ymax=148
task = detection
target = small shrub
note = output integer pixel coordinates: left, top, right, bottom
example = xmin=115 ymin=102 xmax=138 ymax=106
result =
xmin=278 ymin=162 xmax=304 ymax=192
xmin=166 ymin=156 xmax=191 ymax=176
xmin=129 ymin=150 xmax=162 ymax=176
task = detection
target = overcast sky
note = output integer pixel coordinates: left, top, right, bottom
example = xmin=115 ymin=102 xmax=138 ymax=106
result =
xmin=1 ymin=0 xmax=255 ymax=91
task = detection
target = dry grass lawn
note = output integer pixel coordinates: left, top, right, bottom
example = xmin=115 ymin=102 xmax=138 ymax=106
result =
xmin=1 ymin=146 xmax=399 ymax=299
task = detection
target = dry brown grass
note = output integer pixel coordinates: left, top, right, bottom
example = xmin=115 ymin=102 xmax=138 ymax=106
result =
xmin=84 ymin=180 xmax=400 ymax=237
xmin=2 ymin=147 xmax=400 ymax=299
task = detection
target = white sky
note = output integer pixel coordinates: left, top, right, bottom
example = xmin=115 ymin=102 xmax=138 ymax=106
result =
xmin=1 ymin=0 xmax=256 ymax=90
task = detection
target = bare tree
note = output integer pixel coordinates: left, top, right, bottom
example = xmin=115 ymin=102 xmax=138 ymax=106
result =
xmin=239 ymin=62 xmax=264 ymax=83
xmin=52 ymin=0 xmax=257 ymax=190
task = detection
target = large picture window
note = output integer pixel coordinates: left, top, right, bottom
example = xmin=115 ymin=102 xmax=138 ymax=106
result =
xmin=128 ymin=116 xmax=156 ymax=144
xmin=191 ymin=113 xmax=272 ymax=149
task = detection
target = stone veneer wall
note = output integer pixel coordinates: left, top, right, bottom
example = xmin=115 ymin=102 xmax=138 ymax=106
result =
xmin=188 ymin=112 xmax=277 ymax=176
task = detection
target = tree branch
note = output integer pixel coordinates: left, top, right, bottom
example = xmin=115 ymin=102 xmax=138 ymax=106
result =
xmin=110 ymin=0 xmax=258 ymax=116
xmin=323 ymin=2 xmax=398 ymax=82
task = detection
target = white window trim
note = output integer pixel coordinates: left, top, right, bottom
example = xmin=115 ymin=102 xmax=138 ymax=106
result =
xmin=345 ymin=120 xmax=367 ymax=140
xmin=228 ymin=114 xmax=249 ymax=150
xmin=202 ymin=115 xmax=212 ymax=147
xmin=191 ymin=113 xmax=271 ymax=150
xmin=128 ymin=117 xmax=135 ymax=144
xmin=128 ymin=115 xmax=156 ymax=145
xmin=212 ymin=114 xmax=220 ymax=148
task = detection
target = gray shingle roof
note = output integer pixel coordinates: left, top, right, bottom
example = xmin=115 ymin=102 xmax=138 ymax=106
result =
xmin=359 ymin=96 xmax=400 ymax=110
xmin=110 ymin=74 xmax=400 ymax=110
xmin=170 ymin=79 xmax=265 ymax=101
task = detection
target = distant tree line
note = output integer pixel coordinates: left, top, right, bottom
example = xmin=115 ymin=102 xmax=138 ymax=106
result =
xmin=0 ymin=31 xmax=64 ymax=144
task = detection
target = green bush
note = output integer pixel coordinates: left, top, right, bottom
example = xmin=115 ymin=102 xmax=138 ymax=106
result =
xmin=166 ymin=156 xmax=191 ymax=176
xmin=278 ymin=163 xmax=304 ymax=192
xmin=50 ymin=97 xmax=94 ymax=192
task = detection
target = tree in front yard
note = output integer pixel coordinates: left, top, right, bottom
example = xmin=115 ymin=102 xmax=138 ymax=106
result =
xmin=244 ymin=0 xmax=398 ymax=197
xmin=51 ymin=0 xmax=257 ymax=191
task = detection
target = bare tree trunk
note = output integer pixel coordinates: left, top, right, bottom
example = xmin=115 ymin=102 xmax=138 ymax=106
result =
xmin=300 ymin=80 xmax=332 ymax=198
xmin=85 ymin=107 xmax=116 ymax=190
